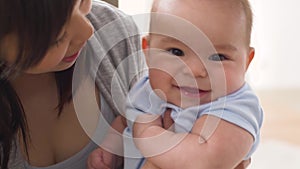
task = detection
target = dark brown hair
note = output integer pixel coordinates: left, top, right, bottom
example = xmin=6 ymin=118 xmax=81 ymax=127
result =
xmin=0 ymin=0 xmax=77 ymax=168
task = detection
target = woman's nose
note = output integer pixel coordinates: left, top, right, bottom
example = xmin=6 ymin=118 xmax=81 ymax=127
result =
xmin=70 ymin=15 xmax=94 ymax=45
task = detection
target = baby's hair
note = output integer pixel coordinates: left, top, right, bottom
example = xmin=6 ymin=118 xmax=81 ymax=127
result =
xmin=151 ymin=0 xmax=253 ymax=45
xmin=239 ymin=0 xmax=253 ymax=45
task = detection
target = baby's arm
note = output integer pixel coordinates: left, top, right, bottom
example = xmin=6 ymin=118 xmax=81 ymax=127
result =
xmin=133 ymin=114 xmax=253 ymax=169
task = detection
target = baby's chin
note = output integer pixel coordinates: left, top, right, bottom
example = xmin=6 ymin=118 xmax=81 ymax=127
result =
xmin=170 ymin=98 xmax=210 ymax=109
xmin=172 ymin=93 xmax=228 ymax=109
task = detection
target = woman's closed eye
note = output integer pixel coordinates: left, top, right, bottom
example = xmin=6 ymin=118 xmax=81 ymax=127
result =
xmin=167 ymin=48 xmax=185 ymax=56
xmin=208 ymin=53 xmax=228 ymax=61
xmin=51 ymin=31 xmax=68 ymax=48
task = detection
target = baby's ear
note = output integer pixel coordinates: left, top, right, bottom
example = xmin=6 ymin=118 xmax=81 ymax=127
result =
xmin=142 ymin=36 xmax=150 ymax=64
xmin=142 ymin=36 xmax=149 ymax=50
xmin=246 ymin=47 xmax=255 ymax=70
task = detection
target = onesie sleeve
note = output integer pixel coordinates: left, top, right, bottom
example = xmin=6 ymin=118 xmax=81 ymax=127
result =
xmin=125 ymin=75 xmax=167 ymax=132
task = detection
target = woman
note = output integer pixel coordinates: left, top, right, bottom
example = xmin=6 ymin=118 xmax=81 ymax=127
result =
xmin=0 ymin=0 xmax=144 ymax=168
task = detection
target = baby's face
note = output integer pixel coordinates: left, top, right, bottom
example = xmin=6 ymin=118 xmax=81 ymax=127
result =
xmin=146 ymin=0 xmax=253 ymax=108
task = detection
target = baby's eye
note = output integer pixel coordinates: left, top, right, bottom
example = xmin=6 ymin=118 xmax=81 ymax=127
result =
xmin=208 ymin=53 xmax=228 ymax=61
xmin=167 ymin=48 xmax=185 ymax=56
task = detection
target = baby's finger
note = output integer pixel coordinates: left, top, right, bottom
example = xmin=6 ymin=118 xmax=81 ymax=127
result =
xmin=87 ymin=149 xmax=109 ymax=169
xmin=87 ymin=158 xmax=110 ymax=169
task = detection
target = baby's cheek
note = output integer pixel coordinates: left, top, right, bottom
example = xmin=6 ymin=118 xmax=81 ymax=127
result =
xmin=224 ymin=72 xmax=245 ymax=94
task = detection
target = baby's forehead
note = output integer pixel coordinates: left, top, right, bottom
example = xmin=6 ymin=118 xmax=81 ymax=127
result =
xmin=151 ymin=0 xmax=248 ymax=28
xmin=148 ymin=20 xmax=216 ymax=52
xmin=150 ymin=0 xmax=250 ymax=46
xmin=153 ymin=0 xmax=242 ymax=10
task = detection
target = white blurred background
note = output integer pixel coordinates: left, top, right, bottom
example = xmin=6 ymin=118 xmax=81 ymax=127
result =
xmin=106 ymin=0 xmax=300 ymax=168
xmin=118 ymin=0 xmax=300 ymax=89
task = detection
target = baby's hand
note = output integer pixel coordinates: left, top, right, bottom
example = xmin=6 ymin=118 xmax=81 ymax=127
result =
xmin=87 ymin=147 xmax=121 ymax=169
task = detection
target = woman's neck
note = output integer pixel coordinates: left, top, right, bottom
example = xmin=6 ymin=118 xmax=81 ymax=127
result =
xmin=10 ymin=72 xmax=57 ymax=100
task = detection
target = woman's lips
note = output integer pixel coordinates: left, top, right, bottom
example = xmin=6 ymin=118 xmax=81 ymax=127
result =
xmin=62 ymin=51 xmax=80 ymax=63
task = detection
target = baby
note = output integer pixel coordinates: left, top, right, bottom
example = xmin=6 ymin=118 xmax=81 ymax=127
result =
xmin=124 ymin=0 xmax=263 ymax=169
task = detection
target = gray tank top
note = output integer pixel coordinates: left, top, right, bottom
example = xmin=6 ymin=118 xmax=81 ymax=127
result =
xmin=24 ymin=141 xmax=98 ymax=169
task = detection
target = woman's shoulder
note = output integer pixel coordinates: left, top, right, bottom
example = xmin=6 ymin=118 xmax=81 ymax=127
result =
xmin=88 ymin=1 xmax=136 ymax=31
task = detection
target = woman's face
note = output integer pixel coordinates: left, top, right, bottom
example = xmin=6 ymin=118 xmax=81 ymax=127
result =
xmin=2 ymin=0 xmax=94 ymax=74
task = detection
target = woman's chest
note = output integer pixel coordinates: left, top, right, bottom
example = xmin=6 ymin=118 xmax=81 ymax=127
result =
xmin=18 ymin=79 xmax=100 ymax=167
xmin=20 ymin=99 xmax=91 ymax=166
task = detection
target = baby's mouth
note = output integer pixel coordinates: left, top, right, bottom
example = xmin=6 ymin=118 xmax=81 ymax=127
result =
xmin=178 ymin=86 xmax=211 ymax=98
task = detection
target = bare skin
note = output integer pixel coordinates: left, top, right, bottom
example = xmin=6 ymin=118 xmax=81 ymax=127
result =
xmin=140 ymin=110 xmax=251 ymax=169
xmin=13 ymin=73 xmax=98 ymax=166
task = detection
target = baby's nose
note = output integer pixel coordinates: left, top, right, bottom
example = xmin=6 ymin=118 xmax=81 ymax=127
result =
xmin=184 ymin=57 xmax=208 ymax=78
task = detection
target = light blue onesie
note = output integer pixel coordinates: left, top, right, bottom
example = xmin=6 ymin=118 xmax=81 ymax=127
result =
xmin=124 ymin=75 xmax=263 ymax=169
